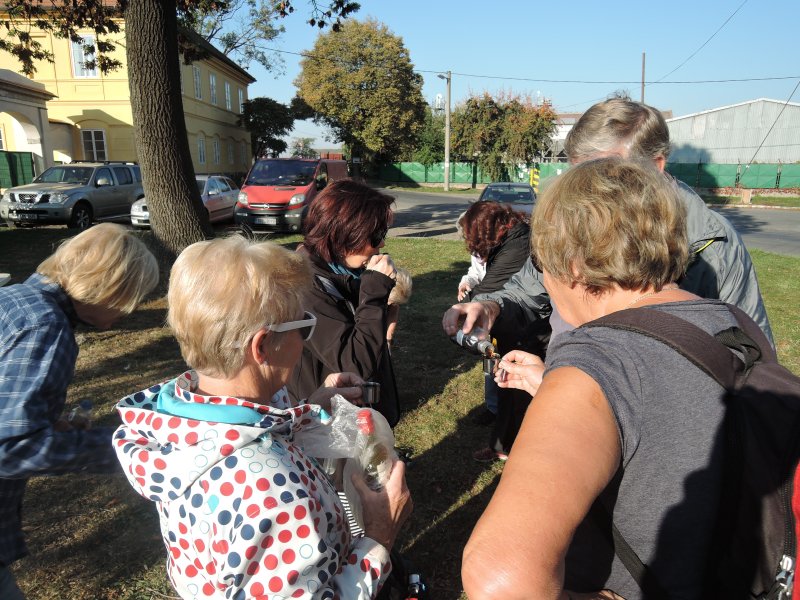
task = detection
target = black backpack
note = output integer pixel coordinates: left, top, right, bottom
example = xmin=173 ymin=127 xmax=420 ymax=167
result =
xmin=584 ymin=303 xmax=800 ymax=600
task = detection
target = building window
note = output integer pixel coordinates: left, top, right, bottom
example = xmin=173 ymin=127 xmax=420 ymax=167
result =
xmin=210 ymin=73 xmax=217 ymax=105
xmin=212 ymin=138 xmax=220 ymax=164
xmin=193 ymin=66 xmax=202 ymax=99
xmin=0 ymin=128 xmax=5 ymax=150
xmin=238 ymin=88 xmax=244 ymax=114
xmin=225 ymin=82 xmax=231 ymax=110
xmin=198 ymin=136 xmax=206 ymax=165
xmin=81 ymin=130 xmax=106 ymax=161
xmin=227 ymin=142 xmax=234 ymax=165
xmin=71 ymin=35 xmax=98 ymax=78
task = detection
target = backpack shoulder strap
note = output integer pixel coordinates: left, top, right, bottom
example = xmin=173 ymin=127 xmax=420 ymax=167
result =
xmin=584 ymin=307 xmax=742 ymax=390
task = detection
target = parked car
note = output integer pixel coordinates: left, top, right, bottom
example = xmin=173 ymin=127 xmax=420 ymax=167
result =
xmin=234 ymin=158 xmax=349 ymax=232
xmin=130 ymin=174 xmax=240 ymax=227
xmin=476 ymin=182 xmax=537 ymax=214
xmin=0 ymin=162 xmax=143 ymax=230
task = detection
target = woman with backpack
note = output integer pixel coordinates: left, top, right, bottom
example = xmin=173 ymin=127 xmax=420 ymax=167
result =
xmin=463 ymin=157 xmax=746 ymax=599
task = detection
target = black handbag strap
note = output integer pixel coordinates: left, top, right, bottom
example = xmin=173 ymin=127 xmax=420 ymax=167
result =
xmin=581 ymin=304 xmax=766 ymax=598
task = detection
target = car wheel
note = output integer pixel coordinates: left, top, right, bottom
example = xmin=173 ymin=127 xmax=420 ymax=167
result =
xmin=68 ymin=203 xmax=93 ymax=230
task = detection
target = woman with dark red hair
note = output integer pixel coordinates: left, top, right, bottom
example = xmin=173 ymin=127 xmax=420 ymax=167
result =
xmin=288 ymin=179 xmax=402 ymax=427
xmin=459 ymin=200 xmax=537 ymax=461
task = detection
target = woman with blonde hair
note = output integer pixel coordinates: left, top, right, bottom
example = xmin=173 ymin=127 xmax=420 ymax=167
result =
xmin=114 ymin=236 xmax=412 ymax=600
xmin=0 ymin=223 xmax=158 ymax=599
xmin=463 ymin=158 xmax=743 ymax=599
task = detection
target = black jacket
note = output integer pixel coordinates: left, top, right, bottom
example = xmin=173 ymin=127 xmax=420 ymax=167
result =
xmin=287 ymin=248 xmax=400 ymax=427
xmin=468 ymin=222 xmax=532 ymax=298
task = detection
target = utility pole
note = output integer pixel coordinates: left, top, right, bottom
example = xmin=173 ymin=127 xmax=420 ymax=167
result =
xmin=438 ymin=71 xmax=451 ymax=191
xmin=641 ymin=52 xmax=646 ymax=103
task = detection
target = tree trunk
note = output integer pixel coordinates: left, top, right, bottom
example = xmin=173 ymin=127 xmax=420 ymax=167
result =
xmin=124 ymin=0 xmax=213 ymax=264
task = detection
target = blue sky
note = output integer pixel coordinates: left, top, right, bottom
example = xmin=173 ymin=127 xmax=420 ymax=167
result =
xmin=244 ymin=0 xmax=797 ymax=147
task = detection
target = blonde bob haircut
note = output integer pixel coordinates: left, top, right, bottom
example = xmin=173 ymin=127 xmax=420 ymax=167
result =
xmin=532 ymin=157 xmax=688 ymax=295
xmin=37 ymin=223 xmax=158 ymax=313
xmin=167 ymin=236 xmax=312 ymax=378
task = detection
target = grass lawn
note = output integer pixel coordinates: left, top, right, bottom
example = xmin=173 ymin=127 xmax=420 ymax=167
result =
xmin=1 ymin=225 xmax=799 ymax=599
xmin=701 ymin=194 xmax=800 ymax=208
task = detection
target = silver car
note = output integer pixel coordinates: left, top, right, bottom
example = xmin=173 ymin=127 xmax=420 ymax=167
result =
xmin=0 ymin=162 xmax=143 ymax=230
xmin=476 ymin=182 xmax=537 ymax=215
xmin=131 ymin=175 xmax=240 ymax=227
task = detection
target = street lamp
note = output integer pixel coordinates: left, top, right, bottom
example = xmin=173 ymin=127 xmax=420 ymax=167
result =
xmin=437 ymin=71 xmax=451 ymax=192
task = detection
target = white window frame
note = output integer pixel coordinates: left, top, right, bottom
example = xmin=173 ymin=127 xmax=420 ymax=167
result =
xmin=81 ymin=129 xmax=106 ymax=161
xmin=225 ymin=82 xmax=232 ymax=110
xmin=0 ymin=128 xmax=5 ymax=151
xmin=212 ymin=138 xmax=220 ymax=165
xmin=227 ymin=142 xmax=234 ymax=165
xmin=197 ymin=136 xmax=206 ymax=165
xmin=238 ymin=88 xmax=244 ymax=113
xmin=71 ymin=35 xmax=98 ymax=78
xmin=193 ymin=66 xmax=202 ymax=100
xmin=209 ymin=73 xmax=217 ymax=105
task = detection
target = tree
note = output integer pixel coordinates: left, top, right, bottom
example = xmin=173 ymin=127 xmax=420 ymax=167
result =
xmin=0 ymin=0 xmax=360 ymax=259
xmin=290 ymin=137 xmax=317 ymax=158
xmin=239 ymin=97 xmax=294 ymax=157
xmin=452 ymin=92 xmax=557 ymax=181
xmin=295 ymin=18 xmax=426 ymax=170
xmin=411 ymin=105 xmax=445 ymax=166
xmin=179 ymin=0 xmax=285 ymax=71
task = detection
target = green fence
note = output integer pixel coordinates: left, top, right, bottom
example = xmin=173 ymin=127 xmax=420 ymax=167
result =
xmin=378 ymin=161 xmax=800 ymax=190
xmin=0 ymin=151 xmax=35 ymax=189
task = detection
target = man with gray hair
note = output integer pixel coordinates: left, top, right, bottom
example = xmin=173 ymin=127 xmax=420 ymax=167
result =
xmin=443 ymin=96 xmax=774 ymax=354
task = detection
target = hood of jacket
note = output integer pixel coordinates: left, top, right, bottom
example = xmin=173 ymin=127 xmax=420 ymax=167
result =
xmin=113 ymin=371 xmax=326 ymax=502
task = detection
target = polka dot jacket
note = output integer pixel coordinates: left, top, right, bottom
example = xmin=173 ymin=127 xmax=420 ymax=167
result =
xmin=113 ymin=371 xmax=391 ymax=600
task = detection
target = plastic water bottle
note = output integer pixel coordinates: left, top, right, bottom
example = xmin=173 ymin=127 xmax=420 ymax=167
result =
xmin=68 ymin=399 xmax=93 ymax=429
xmin=356 ymin=409 xmax=392 ymax=491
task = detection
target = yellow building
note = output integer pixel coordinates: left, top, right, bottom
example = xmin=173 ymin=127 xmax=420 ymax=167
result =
xmin=0 ymin=21 xmax=254 ymax=178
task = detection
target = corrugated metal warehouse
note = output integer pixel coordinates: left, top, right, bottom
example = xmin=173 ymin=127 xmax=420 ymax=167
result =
xmin=666 ymin=98 xmax=800 ymax=164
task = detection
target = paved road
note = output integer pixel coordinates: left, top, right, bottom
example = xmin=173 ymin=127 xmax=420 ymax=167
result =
xmin=385 ymin=188 xmax=800 ymax=257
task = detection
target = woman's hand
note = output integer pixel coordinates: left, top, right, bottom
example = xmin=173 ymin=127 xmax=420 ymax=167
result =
xmin=351 ymin=459 xmax=413 ymax=550
xmin=457 ymin=281 xmax=472 ymax=301
xmin=365 ymin=253 xmax=397 ymax=279
xmin=442 ymin=300 xmax=500 ymax=337
xmin=496 ymin=350 xmax=545 ymax=397
xmin=308 ymin=372 xmax=365 ymax=411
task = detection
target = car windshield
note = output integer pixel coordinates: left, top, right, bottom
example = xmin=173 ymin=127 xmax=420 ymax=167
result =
xmin=481 ymin=185 xmax=534 ymax=203
xmin=195 ymin=179 xmax=206 ymax=194
xmin=35 ymin=167 xmax=93 ymax=185
xmin=245 ymin=160 xmax=317 ymax=186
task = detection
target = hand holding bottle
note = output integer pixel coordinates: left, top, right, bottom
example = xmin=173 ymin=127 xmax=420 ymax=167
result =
xmin=351 ymin=459 xmax=413 ymax=550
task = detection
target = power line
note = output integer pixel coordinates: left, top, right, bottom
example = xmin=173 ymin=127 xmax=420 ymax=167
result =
xmin=654 ymin=0 xmax=748 ymax=83
xmin=745 ymin=79 xmax=800 ymax=166
xmin=259 ymin=44 xmax=797 ymax=86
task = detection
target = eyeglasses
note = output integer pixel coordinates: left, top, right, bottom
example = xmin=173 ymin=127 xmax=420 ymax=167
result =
xmin=268 ymin=311 xmax=317 ymax=341
xmin=369 ymin=226 xmax=388 ymax=248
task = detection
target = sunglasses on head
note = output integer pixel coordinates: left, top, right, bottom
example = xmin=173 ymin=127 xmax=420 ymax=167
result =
xmin=268 ymin=311 xmax=317 ymax=341
xmin=369 ymin=226 xmax=388 ymax=248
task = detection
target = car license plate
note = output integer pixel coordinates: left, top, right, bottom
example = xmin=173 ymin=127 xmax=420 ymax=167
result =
xmin=13 ymin=212 xmax=38 ymax=221
xmin=255 ymin=216 xmax=277 ymax=225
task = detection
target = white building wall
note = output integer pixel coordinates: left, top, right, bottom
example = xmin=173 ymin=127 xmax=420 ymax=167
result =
xmin=667 ymin=99 xmax=800 ymax=163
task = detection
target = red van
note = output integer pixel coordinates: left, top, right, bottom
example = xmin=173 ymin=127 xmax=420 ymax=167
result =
xmin=234 ymin=158 xmax=349 ymax=232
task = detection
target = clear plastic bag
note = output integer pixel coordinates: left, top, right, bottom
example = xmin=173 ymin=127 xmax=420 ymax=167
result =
xmin=292 ymin=395 xmax=397 ymax=532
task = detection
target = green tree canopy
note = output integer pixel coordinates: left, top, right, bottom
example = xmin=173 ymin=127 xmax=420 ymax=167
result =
xmin=294 ymin=18 xmax=426 ymax=168
xmin=290 ymin=137 xmax=317 ymax=158
xmin=452 ymin=92 xmax=557 ymax=181
xmin=239 ymin=97 xmax=294 ymax=157
xmin=411 ymin=105 xmax=445 ymax=166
